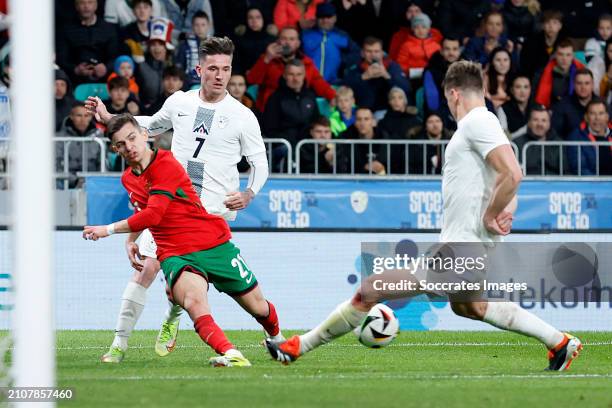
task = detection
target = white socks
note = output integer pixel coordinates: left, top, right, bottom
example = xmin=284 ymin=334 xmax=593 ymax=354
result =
xmin=164 ymin=300 xmax=183 ymax=324
xmin=483 ymin=302 xmax=565 ymax=349
xmin=112 ymin=282 xmax=147 ymax=351
xmin=300 ymin=300 xmax=368 ymax=354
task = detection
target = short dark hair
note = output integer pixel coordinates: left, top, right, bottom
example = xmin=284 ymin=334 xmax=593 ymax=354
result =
xmin=574 ymin=68 xmax=593 ymax=80
xmin=192 ymin=10 xmax=209 ymax=23
xmin=442 ymin=60 xmax=484 ymax=93
xmin=285 ymin=58 xmax=305 ymax=71
xmin=311 ymin=116 xmax=330 ymax=130
xmin=442 ymin=36 xmax=460 ymax=46
xmin=542 ymin=9 xmax=563 ymax=23
xmin=132 ymin=0 xmax=152 ymax=8
xmin=555 ymin=38 xmax=574 ymax=52
xmin=163 ymin=65 xmax=185 ymax=81
xmin=107 ymin=113 xmax=140 ymax=141
xmin=363 ymin=36 xmax=383 ymax=48
xmin=598 ymin=13 xmax=612 ymax=25
xmin=108 ymin=76 xmax=130 ymax=92
xmin=71 ymin=100 xmax=86 ymax=110
xmin=529 ymin=104 xmax=550 ymax=119
xmin=586 ymin=98 xmax=607 ymax=114
xmin=199 ymin=36 xmax=234 ymax=60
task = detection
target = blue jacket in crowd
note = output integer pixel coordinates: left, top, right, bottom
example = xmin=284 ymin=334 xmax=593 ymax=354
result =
xmin=302 ymin=27 xmax=361 ymax=84
xmin=567 ymin=123 xmax=612 ymax=175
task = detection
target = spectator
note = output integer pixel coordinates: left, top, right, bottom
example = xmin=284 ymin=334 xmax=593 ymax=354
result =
xmin=463 ymin=11 xmax=514 ymax=66
xmin=145 ymin=65 xmax=185 ymax=115
xmin=484 ymin=47 xmax=514 ymax=109
xmin=534 ymin=39 xmax=584 ymax=109
xmin=300 ymin=116 xmax=342 ymax=173
xmin=176 ymin=11 xmax=211 ymax=88
xmin=227 ymin=73 xmax=256 ymax=110
xmin=593 ymin=39 xmax=612 ymax=103
xmin=409 ymin=112 xmax=451 ymax=175
xmin=136 ymin=18 xmax=175 ymax=108
xmin=378 ymin=87 xmax=420 ymax=140
xmin=232 ymin=7 xmax=277 ymax=75
xmin=391 ymin=13 xmax=442 ymax=79
xmin=263 ymin=59 xmax=320 ymax=172
xmin=56 ymin=101 xmax=104 ymax=188
xmin=333 ymin=0 xmax=402 ymax=48
xmin=103 ymin=76 xmax=141 ymax=115
xmin=105 ymin=0 xmax=166 ymax=27
xmin=159 ymin=0 xmax=215 ymax=37
xmin=497 ymin=75 xmax=533 ymax=139
xmin=378 ymin=87 xmax=421 ymax=174
xmin=226 ymin=1 xmax=276 ymax=37
xmin=551 ymin=69 xmax=597 ymax=140
xmin=56 ymin=0 xmax=120 ymax=84
xmin=121 ymin=0 xmax=155 ymax=54
xmin=520 ymin=9 xmax=566 ymax=79
xmin=247 ymin=26 xmax=336 ymax=112
xmin=423 ymin=36 xmax=461 ymax=128
xmin=301 ymin=2 xmax=360 ymax=84
xmin=501 ymin=0 xmax=539 ymax=47
xmin=329 ymin=85 xmax=356 ymax=137
xmin=55 ymin=69 xmax=75 ymax=132
xmin=551 ymin=0 xmax=610 ymax=39
xmin=107 ymin=55 xmax=140 ymax=97
xmin=568 ymin=99 xmax=612 ymax=175
xmin=586 ymin=14 xmax=612 ymax=60
xmin=273 ymin=0 xmax=323 ymax=31
xmin=436 ymin=0 xmax=492 ymax=43
xmin=338 ymin=107 xmax=387 ymax=175
xmin=514 ymin=105 xmax=566 ymax=175
xmin=343 ymin=36 xmax=411 ymax=113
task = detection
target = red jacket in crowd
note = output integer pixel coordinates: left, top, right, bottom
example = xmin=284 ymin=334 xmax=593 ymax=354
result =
xmin=273 ymin=0 xmax=324 ymax=31
xmin=246 ymin=53 xmax=336 ymax=112
xmin=389 ymin=27 xmax=443 ymax=74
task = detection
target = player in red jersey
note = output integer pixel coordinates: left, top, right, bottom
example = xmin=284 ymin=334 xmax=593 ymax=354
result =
xmin=83 ymin=113 xmax=281 ymax=367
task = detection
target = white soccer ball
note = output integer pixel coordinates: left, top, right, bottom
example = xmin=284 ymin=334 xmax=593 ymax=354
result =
xmin=354 ymin=303 xmax=399 ymax=348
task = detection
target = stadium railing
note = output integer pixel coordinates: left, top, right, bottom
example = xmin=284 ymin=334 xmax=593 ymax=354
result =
xmin=295 ymin=139 xmax=520 ymax=175
xmin=100 ymin=137 xmax=294 ymax=175
xmin=522 ymin=141 xmax=612 ymax=176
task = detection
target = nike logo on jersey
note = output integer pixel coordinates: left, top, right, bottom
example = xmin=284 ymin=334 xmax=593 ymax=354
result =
xmin=178 ymin=113 xmax=189 ymax=117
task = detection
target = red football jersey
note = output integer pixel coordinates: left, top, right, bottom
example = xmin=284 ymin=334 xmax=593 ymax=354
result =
xmin=121 ymin=149 xmax=231 ymax=261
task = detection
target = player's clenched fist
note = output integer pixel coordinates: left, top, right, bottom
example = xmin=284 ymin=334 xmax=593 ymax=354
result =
xmin=126 ymin=242 xmax=144 ymax=271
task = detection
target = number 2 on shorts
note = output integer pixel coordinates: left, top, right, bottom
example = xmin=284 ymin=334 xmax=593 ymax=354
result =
xmin=231 ymin=254 xmax=252 ymax=283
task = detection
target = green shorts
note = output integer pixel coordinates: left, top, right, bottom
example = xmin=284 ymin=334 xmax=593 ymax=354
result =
xmin=160 ymin=241 xmax=257 ymax=296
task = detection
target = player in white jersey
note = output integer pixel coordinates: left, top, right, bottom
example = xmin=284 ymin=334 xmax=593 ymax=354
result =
xmin=265 ymin=61 xmax=582 ymax=371
xmin=86 ymin=37 xmax=279 ymax=364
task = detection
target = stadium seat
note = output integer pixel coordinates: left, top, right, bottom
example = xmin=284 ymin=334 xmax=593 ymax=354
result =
xmin=316 ymin=97 xmax=332 ymax=117
xmin=415 ymin=87 xmax=424 ymax=120
xmin=574 ymin=51 xmax=587 ymax=65
xmin=247 ymin=84 xmax=258 ymax=100
xmin=74 ymin=83 xmax=109 ymax=102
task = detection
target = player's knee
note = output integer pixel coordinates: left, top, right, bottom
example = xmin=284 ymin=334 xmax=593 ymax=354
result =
xmin=451 ymin=302 xmax=486 ymax=320
xmin=181 ymin=292 xmax=209 ymax=315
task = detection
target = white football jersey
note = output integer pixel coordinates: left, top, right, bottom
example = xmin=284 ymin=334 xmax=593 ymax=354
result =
xmin=136 ymin=90 xmax=265 ymax=220
xmin=440 ymin=107 xmax=510 ymax=243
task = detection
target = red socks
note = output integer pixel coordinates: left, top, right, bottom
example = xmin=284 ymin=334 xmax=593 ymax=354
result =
xmin=256 ymin=301 xmax=280 ymax=336
xmin=194 ymin=314 xmax=233 ymax=354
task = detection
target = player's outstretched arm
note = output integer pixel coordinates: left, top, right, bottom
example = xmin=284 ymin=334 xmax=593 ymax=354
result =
xmin=83 ymin=219 xmax=131 ymax=241
xmin=483 ymin=145 xmax=523 ymax=235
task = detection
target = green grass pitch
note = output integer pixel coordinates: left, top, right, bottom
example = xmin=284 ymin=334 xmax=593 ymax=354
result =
xmin=54 ymin=330 xmax=611 ymax=407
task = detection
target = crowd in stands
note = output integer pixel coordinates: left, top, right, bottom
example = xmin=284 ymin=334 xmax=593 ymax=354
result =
xmin=40 ymin=0 xmax=612 ymax=183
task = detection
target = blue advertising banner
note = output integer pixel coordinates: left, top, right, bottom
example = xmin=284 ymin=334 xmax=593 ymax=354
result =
xmin=86 ymin=177 xmax=612 ymax=231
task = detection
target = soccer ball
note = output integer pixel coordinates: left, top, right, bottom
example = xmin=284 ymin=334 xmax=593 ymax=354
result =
xmin=354 ymin=303 xmax=399 ymax=348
